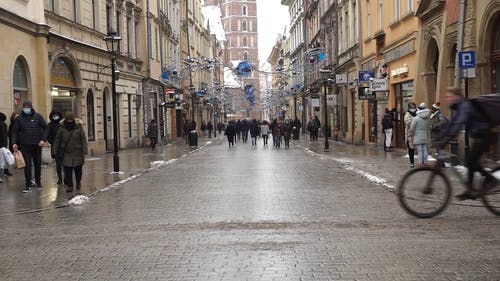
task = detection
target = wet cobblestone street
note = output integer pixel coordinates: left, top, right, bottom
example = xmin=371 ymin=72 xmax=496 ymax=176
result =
xmin=0 ymin=139 xmax=498 ymax=281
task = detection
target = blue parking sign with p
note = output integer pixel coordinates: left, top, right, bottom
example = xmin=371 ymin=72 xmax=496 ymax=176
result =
xmin=458 ymin=51 xmax=475 ymax=68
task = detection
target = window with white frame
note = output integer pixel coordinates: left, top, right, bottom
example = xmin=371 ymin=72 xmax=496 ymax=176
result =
xmin=394 ymin=0 xmax=400 ymax=21
xmin=242 ymin=5 xmax=247 ymax=16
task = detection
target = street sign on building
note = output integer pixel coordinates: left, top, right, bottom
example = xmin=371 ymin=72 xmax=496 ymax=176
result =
xmin=358 ymin=70 xmax=375 ymax=83
xmin=369 ymin=78 xmax=388 ymax=92
xmin=311 ymin=98 xmax=320 ymax=107
xmin=326 ymin=95 xmax=335 ymax=105
xmin=336 ymin=73 xmax=347 ymax=84
xmin=461 ymin=68 xmax=477 ymax=79
xmin=358 ymin=87 xmax=375 ymax=100
xmin=458 ymin=51 xmax=475 ymax=68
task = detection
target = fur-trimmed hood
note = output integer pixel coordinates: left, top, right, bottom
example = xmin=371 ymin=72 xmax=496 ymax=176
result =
xmin=59 ymin=118 xmax=84 ymax=126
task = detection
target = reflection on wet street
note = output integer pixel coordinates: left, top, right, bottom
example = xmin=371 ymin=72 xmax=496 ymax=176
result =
xmin=0 ymin=139 xmax=499 ymax=280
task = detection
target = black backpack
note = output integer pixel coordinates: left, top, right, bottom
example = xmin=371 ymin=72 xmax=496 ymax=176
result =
xmin=470 ymin=94 xmax=500 ymax=126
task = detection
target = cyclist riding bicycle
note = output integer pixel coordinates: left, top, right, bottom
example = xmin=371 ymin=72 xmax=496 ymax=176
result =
xmin=436 ymin=87 xmax=498 ymax=201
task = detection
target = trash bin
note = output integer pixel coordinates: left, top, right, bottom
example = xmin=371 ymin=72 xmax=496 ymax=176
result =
xmin=188 ymin=130 xmax=198 ymax=147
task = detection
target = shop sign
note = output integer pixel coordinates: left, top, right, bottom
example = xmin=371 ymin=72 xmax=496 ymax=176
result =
xmin=390 ymin=66 xmax=409 ymax=77
xmin=358 ymin=71 xmax=375 ymax=83
xmin=311 ymin=98 xmax=320 ymax=107
xmin=336 ymin=73 xmax=347 ymax=84
xmin=370 ymin=78 xmax=388 ymax=92
xmin=401 ymin=81 xmax=414 ymax=91
xmin=326 ymin=95 xmax=335 ymax=105
xmin=358 ymin=87 xmax=375 ymax=100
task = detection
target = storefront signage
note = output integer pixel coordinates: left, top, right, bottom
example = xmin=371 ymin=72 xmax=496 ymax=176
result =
xmin=336 ymin=73 xmax=347 ymax=84
xmin=311 ymin=98 xmax=320 ymax=107
xmin=358 ymin=87 xmax=375 ymax=100
xmin=401 ymin=81 xmax=414 ymax=91
xmin=326 ymin=95 xmax=335 ymax=105
xmin=369 ymin=78 xmax=388 ymax=92
xmin=358 ymin=71 xmax=375 ymax=83
xmin=390 ymin=66 xmax=409 ymax=77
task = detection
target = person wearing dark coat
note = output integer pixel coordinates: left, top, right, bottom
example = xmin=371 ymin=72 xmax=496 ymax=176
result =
xmin=12 ymin=101 xmax=49 ymax=192
xmin=235 ymin=120 xmax=242 ymax=141
xmin=47 ymin=111 xmax=63 ymax=184
xmin=52 ymin=112 xmax=88 ymax=192
xmin=147 ymin=119 xmax=158 ymax=151
xmin=249 ymin=120 xmax=259 ymax=146
xmin=283 ymin=120 xmax=292 ymax=148
xmin=0 ymin=112 xmax=8 ymax=181
xmin=225 ymin=122 xmax=236 ymax=147
xmin=207 ymin=121 xmax=214 ymax=138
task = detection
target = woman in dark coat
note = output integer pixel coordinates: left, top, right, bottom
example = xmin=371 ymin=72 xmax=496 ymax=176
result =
xmin=52 ymin=112 xmax=88 ymax=192
xmin=147 ymin=119 xmax=158 ymax=151
xmin=225 ymin=122 xmax=236 ymax=147
xmin=249 ymin=120 xmax=259 ymax=146
xmin=47 ymin=111 xmax=63 ymax=184
xmin=283 ymin=119 xmax=292 ymax=148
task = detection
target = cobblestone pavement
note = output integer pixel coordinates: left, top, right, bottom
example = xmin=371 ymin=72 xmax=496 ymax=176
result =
xmin=0 ymin=138 xmax=499 ymax=281
xmin=0 ymin=139 xmax=212 ymax=215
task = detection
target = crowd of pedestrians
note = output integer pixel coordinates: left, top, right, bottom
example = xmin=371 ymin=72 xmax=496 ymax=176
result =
xmin=221 ymin=118 xmax=302 ymax=149
xmin=0 ymin=100 xmax=88 ymax=193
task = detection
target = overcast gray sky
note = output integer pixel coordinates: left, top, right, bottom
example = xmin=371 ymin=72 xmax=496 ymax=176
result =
xmin=257 ymin=0 xmax=289 ymax=65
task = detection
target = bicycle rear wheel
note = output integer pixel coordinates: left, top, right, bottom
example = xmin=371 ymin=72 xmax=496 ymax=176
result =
xmin=481 ymin=166 xmax=500 ymax=216
xmin=397 ymin=167 xmax=451 ymax=218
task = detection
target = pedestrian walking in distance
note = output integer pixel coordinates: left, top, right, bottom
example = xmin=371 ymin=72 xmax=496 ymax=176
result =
xmin=410 ymin=103 xmax=430 ymax=166
xmin=250 ymin=119 xmax=259 ymax=146
xmin=225 ymin=121 xmax=236 ymax=147
xmin=147 ymin=119 xmax=158 ymax=151
xmin=47 ymin=111 xmax=63 ymax=184
xmin=382 ymin=108 xmax=394 ymax=151
xmin=273 ymin=123 xmax=282 ymax=148
xmin=12 ymin=101 xmax=48 ymax=192
xmin=52 ymin=112 xmax=88 ymax=193
xmin=261 ymin=121 xmax=270 ymax=146
xmin=201 ymin=121 xmax=207 ymax=137
xmin=0 ymin=112 xmax=8 ymax=182
xmin=283 ymin=119 xmax=292 ymax=149
xmin=404 ymin=102 xmax=417 ymax=168
xmin=207 ymin=121 xmax=214 ymax=138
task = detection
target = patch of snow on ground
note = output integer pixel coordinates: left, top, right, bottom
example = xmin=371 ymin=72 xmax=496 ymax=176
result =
xmin=68 ymin=195 xmax=89 ymax=205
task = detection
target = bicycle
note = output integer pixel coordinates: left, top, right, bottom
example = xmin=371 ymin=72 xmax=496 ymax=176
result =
xmin=397 ymin=162 xmax=500 ymax=218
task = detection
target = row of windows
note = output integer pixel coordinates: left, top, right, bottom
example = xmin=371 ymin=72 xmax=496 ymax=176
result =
xmin=225 ymin=4 xmax=249 ymax=17
xmin=224 ymin=19 xmax=255 ymax=32
xmin=365 ymin=0 xmax=414 ymax=36
xmin=227 ymin=36 xmax=255 ymax=48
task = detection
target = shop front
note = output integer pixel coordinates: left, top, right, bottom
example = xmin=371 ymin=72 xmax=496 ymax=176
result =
xmin=393 ymin=80 xmax=414 ymax=148
xmin=50 ymin=57 xmax=80 ymax=116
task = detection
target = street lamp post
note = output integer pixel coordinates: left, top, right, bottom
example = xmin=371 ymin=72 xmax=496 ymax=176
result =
xmin=323 ymin=80 xmax=329 ymax=152
xmin=104 ymin=31 xmax=122 ymax=173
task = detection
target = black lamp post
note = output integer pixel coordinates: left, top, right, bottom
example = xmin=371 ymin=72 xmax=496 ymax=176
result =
xmin=319 ymin=69 xmax=332 ymax=152
xmin=104 ymin=31 xmax=122 ymax=173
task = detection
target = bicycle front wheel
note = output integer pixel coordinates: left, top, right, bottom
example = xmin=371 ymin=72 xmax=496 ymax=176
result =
xmin=397 ymin=167 xmax=451 ymax=218
xmin=481 ymin=166 xmax=500 ymax=216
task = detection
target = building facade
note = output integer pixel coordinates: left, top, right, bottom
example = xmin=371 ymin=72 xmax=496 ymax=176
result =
xmin=220 ymin=0 xmax=260 ymax=120
xmin=360 ymin=0 xmax=418 ymax=147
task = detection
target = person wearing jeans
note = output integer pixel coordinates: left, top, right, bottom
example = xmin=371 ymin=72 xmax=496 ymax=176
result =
xmin=382 ymin=109 xmax=394 ymax=151
xmin=12 ymin=101 xmax=48 ymax=192
xmin=52 ymin=113 xmax=88 ymax=193
xmin=410 ymin=103 xmax=430 ymax=166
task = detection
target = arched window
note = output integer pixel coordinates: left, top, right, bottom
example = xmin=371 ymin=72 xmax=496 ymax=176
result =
xmin=243 ymin=36 xmax=248 ymax=47
xmin=86 ymin=89 xmax=95 ymax=141
xmin=242 ymin=20 xmax=247 ymax=32
xmin=13 ymin=56 xmax=30 ymax=112
xmin=242 ymin=5 xmax=247 ymax=16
